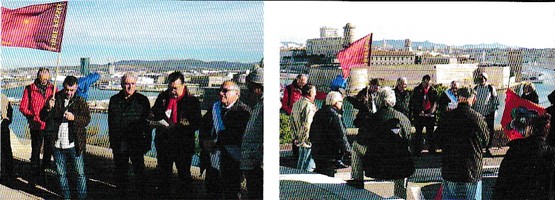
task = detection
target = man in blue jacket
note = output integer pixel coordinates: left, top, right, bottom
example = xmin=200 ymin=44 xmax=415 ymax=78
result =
xmin=77 ymin=72 xmax=101 ymax=100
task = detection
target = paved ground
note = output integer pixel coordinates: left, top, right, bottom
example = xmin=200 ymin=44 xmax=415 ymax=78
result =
xmin=280 ymin=145 xmax=508 ymax=200
xmin=0 ymin=132 xmax=239 ymax=199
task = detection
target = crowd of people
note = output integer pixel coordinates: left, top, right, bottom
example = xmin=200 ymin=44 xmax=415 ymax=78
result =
xmin=282 ymin=72 xmax=555 ymax=199
xmin=0 ymin=67 xmax=264 ymax=199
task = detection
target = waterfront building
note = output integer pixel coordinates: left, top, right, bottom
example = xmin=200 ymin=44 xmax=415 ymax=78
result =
xmin=420 ymin=56 xmax=458 ymax=65
xmin=371 ymin=50 xmax=416 ymax=65
xmin=306 ymin=23 xmax=355 ymax=60
xmin=81 ymin=57 xmax=90 ymax=76
xmin=508 ymin=49 xmax=524 ymax=82
xmin=320 ymin=26 xmax=339 ymax=38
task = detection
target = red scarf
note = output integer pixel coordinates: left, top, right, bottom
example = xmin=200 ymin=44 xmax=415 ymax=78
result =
xmin=166 ymin=87 xmax=187 ymax=124
xmin=422 ymin=86 xmax=431 ymax=111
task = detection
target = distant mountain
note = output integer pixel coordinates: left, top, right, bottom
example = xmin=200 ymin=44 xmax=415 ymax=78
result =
xmin=371 ymin=40 xmax=519 ymax=49
xmin=52 ymin=59 xmax=257 ymax=72
xmin=112 ymin=59 xmax=255 ymax=69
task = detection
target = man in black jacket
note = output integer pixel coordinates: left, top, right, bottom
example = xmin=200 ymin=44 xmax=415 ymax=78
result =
xmin=41 ymin=76 xmax=91 ymax=200
xmin=108 ymin=72 xmax=152 ymax=197
xmin=151 ymin=71 xmax=202 ymax=196
xmin=410 ymin=75 xmax=439 ymax=156
xmin=1 ymin=93 xmax=14 ymax=180
xmin=200 ymin=80 xmax=251 ymax=199
xmin=435 ymin=87 xmax=489 ymax=199
xmin=310 ymin=91 xmax=351 ymax=177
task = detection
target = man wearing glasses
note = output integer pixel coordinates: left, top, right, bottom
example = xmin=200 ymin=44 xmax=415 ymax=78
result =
xmin=201 ymin=80 xmax=251 ymax=199
xmin=150 ymin=71 xmax=202 ymax=197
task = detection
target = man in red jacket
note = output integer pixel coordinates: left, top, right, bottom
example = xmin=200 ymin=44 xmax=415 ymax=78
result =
xmin=281 ymin=74 xmax=308 ymax=115
xmin=281 ymin=74 xmax=307 ymax=160
xmin=20 ymin=68 xmax=57 ymax=175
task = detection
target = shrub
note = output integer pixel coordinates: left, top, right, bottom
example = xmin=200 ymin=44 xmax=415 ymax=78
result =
xmin=280 ymin=113 xmax=293 ymax=144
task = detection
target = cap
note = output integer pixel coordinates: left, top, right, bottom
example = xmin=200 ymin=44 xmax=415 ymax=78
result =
xmin=247 ymin=67 xmax=264 ymax=86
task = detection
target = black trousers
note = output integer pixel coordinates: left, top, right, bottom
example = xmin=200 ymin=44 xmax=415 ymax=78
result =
xmin=314 ymin=159 xmax=336 ymax=177
xmin=1 ymin=127 xmax=13 ymax=175
xmin=113 ymin=150 xmax=145 ymax=191
xmin=30 ymin=129 xmax=53 ymax=171
xmin=155 ymin=137 xmax=194 ymax=189
xmin=485 ymin=113 xmax=495 ymax=150
xmin=243 ymin=166 xmax=263 ymax=200
xmin=412 ymin=116 xmax=436 ymax=155
xmin=205 ymin=149 xmax=242 ymax=199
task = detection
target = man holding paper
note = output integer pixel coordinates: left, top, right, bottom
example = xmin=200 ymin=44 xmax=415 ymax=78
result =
xmin=200 ymin=80 xmax=251 ymax=199
xmin=150 ymin=71 xmax=202 ymax=196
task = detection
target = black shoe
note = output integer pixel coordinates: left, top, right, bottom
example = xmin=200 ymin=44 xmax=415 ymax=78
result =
xmin=484 ymin=151 xmax=493 ymax=157
xmin=346 ymin=180 xmax=364 ymax=189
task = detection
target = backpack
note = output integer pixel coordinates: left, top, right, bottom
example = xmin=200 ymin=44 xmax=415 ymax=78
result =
xmin=363 ymin=118 xmax=415 ymax=180
xmin=330 ymin=75 xmax=348 ymax=91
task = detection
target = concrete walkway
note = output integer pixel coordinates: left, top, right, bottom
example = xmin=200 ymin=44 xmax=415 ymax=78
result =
xmin=0 ymin=131 xmax=211 ymax=199
xmin=280 ymin=126 xmax=509 ymax=200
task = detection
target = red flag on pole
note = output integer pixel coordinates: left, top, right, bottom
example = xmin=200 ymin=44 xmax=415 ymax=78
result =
xmin=337 ymin=33 xmax=372 ymax=78
xmin=1 ymin=1 xmax=68 ymax=52
xmin=500 ymin=88 xmax=546 ymax=140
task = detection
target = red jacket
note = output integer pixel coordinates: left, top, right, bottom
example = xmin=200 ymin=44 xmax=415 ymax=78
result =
xmin=281 ymin=84 xmax=302 ymax=115
xmin=20 ymin=81 xmax=56 ymax=130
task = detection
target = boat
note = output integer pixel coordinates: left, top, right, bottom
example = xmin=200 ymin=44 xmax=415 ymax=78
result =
xmin=521 ymin=72 xmax=544 ymax=84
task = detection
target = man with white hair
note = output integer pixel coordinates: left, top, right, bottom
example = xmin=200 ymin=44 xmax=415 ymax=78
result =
xmin=309 ymin=91 xmax=351 ymax=177
xmin=108 ymin=72 xmax=152 ymax=197
xmin=348 ymin=87 xmax=413 ymax=198
xmin=393 ymin=77 xmax=411 ymax=118
xmin=201 ymin=80 xmax=251 ymax=199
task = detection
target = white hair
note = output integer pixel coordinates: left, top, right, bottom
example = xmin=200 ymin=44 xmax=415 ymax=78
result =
xmin=376 ymin=86 xmax=396 ymax=108
xmin=121 ymin=72 xmax=137 ymax=85
xmin=326 ymin=91 xmax=343 ymax=106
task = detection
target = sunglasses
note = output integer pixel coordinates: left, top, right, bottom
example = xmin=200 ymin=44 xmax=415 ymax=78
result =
xmin=220 ymin=88 xmax=236 ymax=93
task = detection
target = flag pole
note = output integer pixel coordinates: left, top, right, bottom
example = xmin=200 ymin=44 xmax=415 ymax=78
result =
xmin=53 ymin=52 xmax=62 ymax=97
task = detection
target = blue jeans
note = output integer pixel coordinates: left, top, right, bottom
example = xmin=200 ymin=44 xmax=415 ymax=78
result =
xmin=442 ymin=180 xmax=482 ymax=200
xmin=53 ymin=147 xmax=87 ymax=200
xmin=296 ymin=147 xmax=315 ymax=172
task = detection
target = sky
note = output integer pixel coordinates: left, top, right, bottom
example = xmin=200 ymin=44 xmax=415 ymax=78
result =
xmin=270 ymin=2 xmax=555 ymax=49
xmin=1 ymin=0 xmax=264 ymax=68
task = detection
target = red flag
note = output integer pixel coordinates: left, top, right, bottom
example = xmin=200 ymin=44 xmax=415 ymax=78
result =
xmin=1 ymin=1 xmax=68 ymax=52
xmin=500 ymin=88 xmax=546 ymax=140
xmin=337 ymin=33 xmax=372 ymax=78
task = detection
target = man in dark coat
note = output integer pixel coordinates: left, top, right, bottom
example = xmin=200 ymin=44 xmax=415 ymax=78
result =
xmin=200 ymin=80 xmax=251 ymax=199
xmin=41 ymin=76 xmax=91 ymax=200
xmin=1 ymin=93 xmax=14 ymax=180
xmin=108 ymin=72 xmax=152 ymax=197
xmin=310 ymin=91 xmax=351 ymax=177
xmin=435 ymin=87 xmax=489 ymax=200
xmin=546 ymin=90 xmax=555 ymax=146
xmin=349 ymin=87 xmax=413 ymax=197
xmin=493 ymin=109 xmax=554 ymax=200
xmin=241 ymin=67 xmax=264 ymax=199
xmin=151 ymin=71 xmax=202 ymax=195
xmin=410 ymin=75 xmax=439 ymax=156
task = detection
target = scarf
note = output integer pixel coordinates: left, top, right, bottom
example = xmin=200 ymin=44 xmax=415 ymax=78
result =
xmin=445 ymin=89 xmax=458 ymax=110
xmin=422 ymin=86 xmax=431 ymax=111
xmin=212 ymin=101 xmax=226 ymax=137
xmin=34 ymin=79 xmax=49 ymax=96
xmin=166 ymin=89 xmax=185 ymax=124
